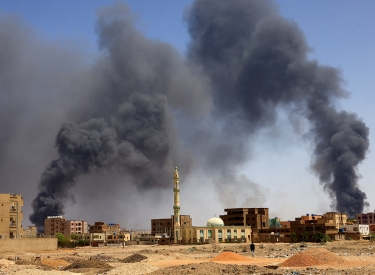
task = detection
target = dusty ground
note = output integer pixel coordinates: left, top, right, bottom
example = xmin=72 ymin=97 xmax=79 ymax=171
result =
xmin=1 ymin=241 xmax=375 ymax=274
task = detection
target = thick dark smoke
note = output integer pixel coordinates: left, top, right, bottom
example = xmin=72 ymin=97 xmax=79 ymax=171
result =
xmin=185 ymin=0 xmax=369 ymax=216
xmin=0 ymin=0 xmax=369 ymax=230
xmin=29 ymin=2 xmax=211 ymax=230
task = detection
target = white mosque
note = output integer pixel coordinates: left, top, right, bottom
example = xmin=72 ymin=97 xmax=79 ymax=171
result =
xmin=173 ymin=167 xmax=252 ymax=244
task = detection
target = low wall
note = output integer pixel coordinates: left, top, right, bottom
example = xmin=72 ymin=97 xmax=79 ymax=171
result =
xmin=0 ymin=238 xmax=57 ymax=252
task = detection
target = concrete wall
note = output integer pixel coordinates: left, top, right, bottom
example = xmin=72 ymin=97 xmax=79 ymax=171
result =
xmin=0 ymin=238 xmax=57 ymax=252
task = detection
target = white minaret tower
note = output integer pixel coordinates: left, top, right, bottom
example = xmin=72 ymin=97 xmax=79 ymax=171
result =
xmin=173 ymin=166 xmax=181 ymax=243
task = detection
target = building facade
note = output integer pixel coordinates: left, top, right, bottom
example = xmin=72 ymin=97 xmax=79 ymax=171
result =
xmin=63 ymin=220 xmax=88 ymax=236
xmin=220 ymin=208 xmax=269 ymax=229
xmin=22 ymin=226 xmax=37 ymax=238
xmin=44 ymin=216 xmax=87 ymax=236
xmin=342 ymin=224 xmax=369 ymax=236
xmin=319 ymin=212 xmax=347 ymax=228
xmin=356 ymin=212 xmax=375 ymax=225
xmin=0 ymin=193 xmax=23 ymax=239
xmin=181 ymin=217 xmax=251 ymax=244
xmin=151 ymin=215 xmax=192 ymax=237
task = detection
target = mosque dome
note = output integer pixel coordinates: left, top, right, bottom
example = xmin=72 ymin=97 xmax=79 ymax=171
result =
xmin=206 ymin=216 xmax=224 ymax=227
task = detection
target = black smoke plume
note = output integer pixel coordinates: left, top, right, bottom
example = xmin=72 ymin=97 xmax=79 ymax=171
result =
xmin=185 ymin=0 xmax=369 ymax=216
xmin=0 ymin=0 xmax=365 ymax=229
xmin=29 ymin=3 xmax=211 ymax=230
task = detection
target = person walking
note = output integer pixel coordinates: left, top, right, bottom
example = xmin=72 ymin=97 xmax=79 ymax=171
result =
xmin=250 ymin=242 xmax=255 ymax=257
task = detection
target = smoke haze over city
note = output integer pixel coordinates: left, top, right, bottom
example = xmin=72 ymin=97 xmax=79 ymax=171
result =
xmin=0 ymin=0 xmax=374 ymax=230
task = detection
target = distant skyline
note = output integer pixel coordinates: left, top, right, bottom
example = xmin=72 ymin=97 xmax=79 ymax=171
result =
xmin=0 ymin=1 xmax=374 ymax=228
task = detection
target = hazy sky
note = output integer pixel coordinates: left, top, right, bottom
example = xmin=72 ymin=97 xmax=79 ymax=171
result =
xmin=1 ymin=0 xmax=374 ymax=229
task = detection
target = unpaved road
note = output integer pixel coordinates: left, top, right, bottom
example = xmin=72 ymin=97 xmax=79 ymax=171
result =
xmin=1 ymin=240 xmax=375 ymax=274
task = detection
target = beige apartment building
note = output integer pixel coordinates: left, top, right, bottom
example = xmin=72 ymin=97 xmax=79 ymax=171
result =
xmin=22 ymin=226 xmax=37 ymax=238
xmin=0 ymin=193 xmax=23 ymax=239
xmin=44 ymin=216 xmax=87 ymax=236
xmin=89 ymin=222 xmax=131 ymax=244
xmin=317 ymin=212 xmax=347 ymax=229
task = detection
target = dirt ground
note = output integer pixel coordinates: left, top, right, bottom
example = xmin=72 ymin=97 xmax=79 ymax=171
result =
xmin=1 ymin=241 xmax=375 ymax=274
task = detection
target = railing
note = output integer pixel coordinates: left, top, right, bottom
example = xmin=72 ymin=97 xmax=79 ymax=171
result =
xmin=10 ymin=222 xmax=16 ymax=227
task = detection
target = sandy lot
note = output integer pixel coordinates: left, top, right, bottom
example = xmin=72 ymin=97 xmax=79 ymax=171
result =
xmin=1 ymin=241 xmax=375 ymax=274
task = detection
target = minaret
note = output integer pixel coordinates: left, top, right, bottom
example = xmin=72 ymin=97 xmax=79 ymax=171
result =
xmin=173 ymin=166 xmax=181 ymax=243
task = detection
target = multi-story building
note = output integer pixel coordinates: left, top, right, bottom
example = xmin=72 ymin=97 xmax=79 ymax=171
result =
xmin=0 ymin=193 xmax=23 ymax=239
xmin=151 ymin=215 xmax=192 ymax=236
xmin=89 ymin=222 xmax=120 ymax=234
xmin=44 ymin=216 xmax=87 ymax=236
xmin=63 ymin=220 xmax=88 ymax=236
xmin=342 ymin=224 xmax=369 ymax=236
xmin=22 ymin=226 xmax=37 ymax=238
xmin=220 ymin=208 xmax=269 ymax=229
xmin=318 ymin=212 xmax=347 ymax=228
xmin=44 ymin=216 xmax=66 ymax=236
xmin=356 ymin=212 xmax=375 ymax=225
xmin=89 ymin=222 xmax=127 ymax=244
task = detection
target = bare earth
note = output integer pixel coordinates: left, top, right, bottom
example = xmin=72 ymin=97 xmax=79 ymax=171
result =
xmin=1 ymin=241 xmax=375 ymax=275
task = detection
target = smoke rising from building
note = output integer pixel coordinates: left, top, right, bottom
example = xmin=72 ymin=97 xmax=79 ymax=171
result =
xmin=185 ymin=0 xmax=369 ymax=216
xmin=0 ymin=0 xmax=369 ymax=230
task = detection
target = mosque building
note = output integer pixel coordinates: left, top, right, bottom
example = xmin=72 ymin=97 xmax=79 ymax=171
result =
xmin=170 ymin=167 xmax=252 ymax=244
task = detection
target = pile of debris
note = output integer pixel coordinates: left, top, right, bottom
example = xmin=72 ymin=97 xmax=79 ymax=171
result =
xmin=88 ymin=254 xmax=119 ymax=262
xmin=64 ymin=259 xmax=113 ymax=271
xmin=120 ymin=254 xmax=148 ymax=263
xmin=280 ymin=248 xmax=346 ymax=267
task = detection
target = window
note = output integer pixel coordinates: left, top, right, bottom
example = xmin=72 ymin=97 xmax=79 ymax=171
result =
xmin=218 ymin=230 xmax=222 ymax=240
xmin=208 ymin=230 xmax=212 ymax=238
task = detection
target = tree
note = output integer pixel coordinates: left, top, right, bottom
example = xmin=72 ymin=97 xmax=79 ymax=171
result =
xmin=56 ymin=233 xmax=70 ymax=248
xmin=55 ymin=233 xmax=67 ymax=242
xmin=291 ymin=232 xmax=297 ymax=242
xmin=314 ymin=232 xmax=331 ymax=243
xmin=70 ymin=234 xmax=79 ymax=247
xmin=301 ymin=231 xmax=309 ymax=242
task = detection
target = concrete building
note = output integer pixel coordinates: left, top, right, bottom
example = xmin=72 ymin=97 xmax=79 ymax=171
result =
xmin=62 ymin=220 xmax=88 ymax=236
xmin=258 ymin=227 xmax=292 ymax=243
xmin=287 ymin=212 xmax=350 ymax=242
xmin=44 ymin=216 xmax=65 ymax=236
xmin=356 ymin=212 xmax=375 ymax=225
xmin=0 ymin=193 xmax=24 ymax=239
xmin=342 ymin=224 xmax=369 ymax=236
xmin=181 ymin=216 xmax=251 ymax=244
xmin=220 ymin=208 xmax=269 ymax=229
xmin=44 ymin=216 xmax=87 ymax=237
xmin=151 ymin=215 xmax=192 ymax=237
xmin=22 ymin=226 xmax=37 ymax=238
xmin=318 ymin=212 xmax=347 ymax=229
xmin=89 ymin=222 xmax=129 ymax=244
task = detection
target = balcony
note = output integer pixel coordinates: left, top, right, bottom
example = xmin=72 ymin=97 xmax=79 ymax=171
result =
xmin=10 ymin=207 xmax=17 ymax=212
xmin=10 ymin=222 xmax=17 ymax=227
